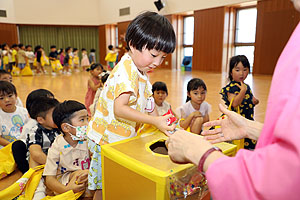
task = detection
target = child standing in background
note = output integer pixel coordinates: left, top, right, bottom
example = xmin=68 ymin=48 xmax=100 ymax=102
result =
xmin=49 ymin=45 xmax=58 ymax=76
xmin=89 ymin=49 xmax=96 ymax=64
xmin=89 ymin=72 xmax=110 ymax=117
xmin=105 ymin=45 xmax=119 ymax=70
xmin=81 ymin=48 xmax=90 ymax=71
xmin=59 ymin=48 xmax=65 ymax=67
xmin=220 ymin=55 xmax=259 ymax=149
xmin=25 ymin=45 xmax=35 ymax=70
xmin=63 ymin=47 xmax=72 ymax=75
xmin=1 ymin=44 xmax=9 ymax=71
xmin=17 ymin=44 xmax=27 ymax=73
xmin=87 ymin=11 xmax=176 ymax=199
xmin=176 ymin=78 xmax=211 ymax=135
xmin=85 ymin=63 xmax=103 ymax=116
xmin=73 ymin=48 xmax=80 ymax=72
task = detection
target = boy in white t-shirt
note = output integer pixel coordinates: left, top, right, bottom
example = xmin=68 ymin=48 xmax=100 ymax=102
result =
xmin=0 ymin=69 xmax=23 ymax=107
xmin=0 ymin=81 xmax=29 ymax=148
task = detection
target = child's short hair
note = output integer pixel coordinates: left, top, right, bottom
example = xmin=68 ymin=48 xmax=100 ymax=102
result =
xmin=101 ymin=73 xmax=110 ymax=84
xmin=125 ymin=11 xmax=176 ymax=54
xmin=152 ymin=81 xmax=168 ymax=95
xmin=0 ymin=69 xmax=11 ymax=77
xmin=0 ymin=81 xmax=17 ymax=96
xmin=30 ymin=97 xmax=59 ymax=119
xmin=35 ymin=45 xmax=42 ymax=53
xmin=108 ymin=45 xmax=113 ymax=50
xmin=52 ymin=100 xmax=86 ymax=132
xmin=73 ymin=48 xmax=78 ymax=52
xmin=26 ymin=89 xmax=54 ymax=118
xmin=86 ymin=63 xmax=103 ymax=72
xmin=228 ymin=55 xmax=250 ymax=81
xmin=65 ymin=47 xmax=71 ymax=53
xmin=18 ymin=43 xmax=24 ymax=48
xmin=11 ymin=44 xmax=17 ymax=48
xmin=81 ymin=48 xmax=86 ymax=51
xmin=90 ymin=49 xmax=96 ymax=52
xmin=50 ymin=45 xmax=56 ymax=49
xmin=186 ymin=78 xmax=207 ymax=102
xmin=25 ymin=45 xmax=32 ymax=49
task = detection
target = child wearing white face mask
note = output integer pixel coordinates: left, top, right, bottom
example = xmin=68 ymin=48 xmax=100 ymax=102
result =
xmin=43 ymin=100 xmax=92 ymax=196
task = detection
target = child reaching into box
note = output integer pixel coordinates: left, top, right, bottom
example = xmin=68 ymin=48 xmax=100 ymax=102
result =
xmin=87 ymin=11 xmax=176 ymax=199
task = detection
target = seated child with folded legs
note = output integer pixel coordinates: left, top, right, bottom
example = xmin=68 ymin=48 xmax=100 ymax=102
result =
xmin=0 ymin=81 xmax=29 ymax=174
xmin=176 ymin=78 xmax=211 ymax=134
xmin=152 ymin=81 xmax=178 ymax=117
xmin=44 ymin=100 xmax=92 ymax=196
xmin=25 ymin=97 xmax=60 ymax=199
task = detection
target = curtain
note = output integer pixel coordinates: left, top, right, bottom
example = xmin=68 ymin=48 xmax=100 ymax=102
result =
xmin=18 ymin=25 xmax=99 ymax=61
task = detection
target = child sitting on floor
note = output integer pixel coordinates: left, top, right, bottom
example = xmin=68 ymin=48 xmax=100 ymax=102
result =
xmin=0 ymin=81 xmax=29 ymax=149
xmin=44 ymin=100 xmax=91 ymax=195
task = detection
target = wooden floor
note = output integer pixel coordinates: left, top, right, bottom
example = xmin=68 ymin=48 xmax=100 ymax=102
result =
xmin=0 ymin=67 xmax=272 ymax=192
xmin=14 ymin=67 xmax=272 ymax=123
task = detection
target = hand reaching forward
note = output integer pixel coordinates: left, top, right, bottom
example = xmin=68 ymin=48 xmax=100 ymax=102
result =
xmin=201 ymin=104 xmax=248 ymax=144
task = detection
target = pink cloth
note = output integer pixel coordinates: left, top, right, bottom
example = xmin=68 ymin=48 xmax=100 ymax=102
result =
xmin=85 ymin=77 xmax=100 ymax=116
xmin=81 ymin=53 xmax=90 ymax=66
xmin=206 ymin=22 xmax=300 ymax=200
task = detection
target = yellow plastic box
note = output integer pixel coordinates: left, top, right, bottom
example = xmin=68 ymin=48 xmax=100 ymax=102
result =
xmin=101 ymin=131 xmax=236 ymax=200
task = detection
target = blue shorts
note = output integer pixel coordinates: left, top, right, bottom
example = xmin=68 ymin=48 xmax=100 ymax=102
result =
xmin=18 ymin=63 xmax=26 ymax=69
xmin=87 ymin=138 xmax=102 ymax=190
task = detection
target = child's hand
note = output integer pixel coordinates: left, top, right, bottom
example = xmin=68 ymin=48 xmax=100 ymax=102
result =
xmin=192 ymin=111 xmax=202 ymax=118
xmin=66 ymin=179 xmax=86 ymax=193
xmin=253 ymin=97 xmax=259 ymax=105
xmin=75 ymin=170 xmax=89 ymax=185
xmin=154 ymin=114 xmax=176 ymax=136
xmin=237 ymin=82 xmax=247 ymax=92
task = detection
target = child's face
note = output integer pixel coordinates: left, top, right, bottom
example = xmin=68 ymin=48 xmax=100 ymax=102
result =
xmin=26 ymin=47 xmax=32 ymax=51
xmin=129 ymin=46 xmax=167 ymax=73
xmin=0 ymin=92 xmax=17 ymax=113
xmin=153 ymin=90 xmax=167 ymax=106
xmin=188 ymin=87 xmax=206 ymax=105
xmin=0 ymin=74 xmax=13 ymax=83
xmin=39 ymin=108 xmax=57 ymax=130
xmin=51 ymin=48 xmax=56 ymax=52
xmin=91 ymin=67 xmax=102 ymax=77
xmin=68 ymin=109 xmax=89 ymax=135
xmin=231 ymin=62 xmax=249 ymax=82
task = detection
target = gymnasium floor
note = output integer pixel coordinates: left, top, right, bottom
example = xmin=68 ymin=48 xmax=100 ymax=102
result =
xmin=0 ymin=67 xmax=272 ymax=192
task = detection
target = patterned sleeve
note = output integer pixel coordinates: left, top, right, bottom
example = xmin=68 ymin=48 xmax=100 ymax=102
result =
xmin=26 ymin=125 xmax=42 ymax=148
xmin=113 ymin=59 xmax=139 ymax=103
xmin=220 ymin=82 xmax=241 ymax=106
xmin=43 ymin=138 xmax=60 ymax=176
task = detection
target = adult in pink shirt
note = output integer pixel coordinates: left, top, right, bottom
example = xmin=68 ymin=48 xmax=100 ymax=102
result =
xmin=166 ymin=1 xmax=300 ymax=199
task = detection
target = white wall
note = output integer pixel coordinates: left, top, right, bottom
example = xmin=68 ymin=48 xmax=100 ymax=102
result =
xmin=1 ymin=0 xmax=255 ymax=25
xmin=13 ymin=0 xmax=100 ymax=25
xmin=97 ymin=0 xmax=255 ymax=25
xmin=0 ymin=0 xmax=16 ymax=23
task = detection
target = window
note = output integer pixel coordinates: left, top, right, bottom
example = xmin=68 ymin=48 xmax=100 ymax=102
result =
xmin=234 ymin=7 xmax=257 ymax=71
xmin=183 ymin=16 xmax=194 ymax=57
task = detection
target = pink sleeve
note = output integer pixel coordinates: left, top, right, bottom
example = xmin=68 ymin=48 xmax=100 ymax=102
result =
xmin=206 ymin=97 xmax=300 ymax=200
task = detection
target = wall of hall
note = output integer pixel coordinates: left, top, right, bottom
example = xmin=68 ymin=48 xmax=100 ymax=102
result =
xmin=0 ymin=0 xmax=253 ymax=25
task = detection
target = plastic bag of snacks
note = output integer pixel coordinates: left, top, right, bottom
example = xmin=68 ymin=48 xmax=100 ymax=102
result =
xmin=168 ymin=166 xmax=208 ymax=200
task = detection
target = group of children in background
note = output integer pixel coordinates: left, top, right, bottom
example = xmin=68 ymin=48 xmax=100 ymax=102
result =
xmin=0 ymin=11 xmax=259 ymax=200
xmin=0 ymin=43 xmax=98 ymax=76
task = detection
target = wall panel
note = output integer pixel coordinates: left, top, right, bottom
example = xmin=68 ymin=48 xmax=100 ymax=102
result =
xmin=193 ymin=7 xmax=227 ymax=72
xmin=0 ymin=23 xmax=18 ymax=46
xmin=253 ymin=0 xmax=300 ymax=75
